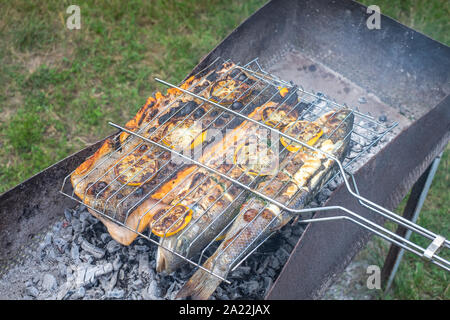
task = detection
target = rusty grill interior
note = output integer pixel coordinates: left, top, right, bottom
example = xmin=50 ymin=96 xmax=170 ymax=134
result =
xmin=60 ymin=57 xmax=449 ymax=283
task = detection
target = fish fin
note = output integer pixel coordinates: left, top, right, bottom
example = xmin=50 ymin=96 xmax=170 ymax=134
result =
xmin=176 ymin=267 xmax=222 ymax=300
xmin=155 ymin=248 xmax=167 ymax=273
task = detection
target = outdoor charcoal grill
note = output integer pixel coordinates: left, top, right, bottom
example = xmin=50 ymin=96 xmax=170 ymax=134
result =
xmin=0 ymin=0 xmax=449 ymax=299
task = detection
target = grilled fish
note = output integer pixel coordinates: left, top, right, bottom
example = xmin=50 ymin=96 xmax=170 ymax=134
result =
xmin=150 ymin=96 xmax=303 ymax=273
xmin=176 ymin=109 xmax=354 ymax=300
xmin=70 ymin=61 xmax=260 ymax=245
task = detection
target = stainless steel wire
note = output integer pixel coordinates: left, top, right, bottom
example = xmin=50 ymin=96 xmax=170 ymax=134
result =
xmin=61 ymin=57 xmax=449 ymax=282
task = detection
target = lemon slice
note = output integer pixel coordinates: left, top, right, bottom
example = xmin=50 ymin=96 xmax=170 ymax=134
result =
xmin=114 ymin=144 xmax=158 ymax=186
xmin=209 ymin=78 xmax=252 ymax=105
xmin=234 ymin=141 xmax=278 ymax=176
xmin=162 ymin=119 xmax=206 ymax=150
xmin=151 ymin=204 xmax=193 ymax=238
xmin=280 ymin=120 xmax=323 ymax=153
xmin=261 ymin=102 xmax=298 ymax=128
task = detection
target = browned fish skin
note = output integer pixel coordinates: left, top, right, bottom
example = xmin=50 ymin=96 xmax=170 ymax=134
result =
xmin=176 ymin=109 xmax=354 ymax=300
xmin=154 ymin=94 xmax=302 ymax=273
xmin=70 ymin=61 xmax=262 ymax=245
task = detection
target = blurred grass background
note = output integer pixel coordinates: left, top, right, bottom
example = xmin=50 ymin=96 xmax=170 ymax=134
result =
xmin=0 ymin=0 xmax=448 ymax=299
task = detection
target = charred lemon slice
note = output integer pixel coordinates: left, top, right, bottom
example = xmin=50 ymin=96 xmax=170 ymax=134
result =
xmin=261 ymin=102 xmax=298 ymax=128
xmin=278 ymin=86 xmax=289 ymax=98
xmin=209 ymin=78 xmax=252 ymax=105
xmin=234 ymin=141 xmax=278 ymax=176
xmin=151 ymin=204 xmax=193 ymax=237
xmin=280 ymin=120 xmax=323 ymax=153
xmin=161 ymin=119 xmax=206 ymax=150
xmin=114 ymin=144 xmax=158 ymax=186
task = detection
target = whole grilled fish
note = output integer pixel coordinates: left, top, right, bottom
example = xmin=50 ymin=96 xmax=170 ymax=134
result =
xmin=176 ymin=108 xmax=354 ymax=300
xmin=151 ymin=94 xmax=303 ymax=273
xmin=70 ymin=61 xmax=259 ymax=245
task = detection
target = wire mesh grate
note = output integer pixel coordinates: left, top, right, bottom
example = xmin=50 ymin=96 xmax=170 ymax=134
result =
xmin=61 ymin=57 xmax=448 ymax=282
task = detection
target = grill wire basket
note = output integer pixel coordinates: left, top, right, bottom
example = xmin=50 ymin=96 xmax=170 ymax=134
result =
xmin=62 ymin=57 xmax=449 ymax=282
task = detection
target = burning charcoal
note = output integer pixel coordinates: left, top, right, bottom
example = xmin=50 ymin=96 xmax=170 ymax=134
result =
xmin=147 ymin=280 xmax=162 ymax=298
xmin=74 ymin=266 xmax=87 ymax=287
xmin=230 ymin=291 xmax=243 ymax=300
xmin=317 ymin=188 xmax=332 ymax=204
xmin=256 ymin=256 xmax=271 ymax=274
xmin=138 ymin=254 xmax=152 ymax=277
xmin=64 ymin=208 xmax=73 ymax=222
xmin=240 ymin=280 xmax=260 ymax=296
xmin=97 ymin=263 xmax=114 ymax=277
xmin=286 ymin=236 xmax=298 ymax=249
xmin=106 ymin=239 xmax=121 ymax=254
xmin=81 ymin=263 xmax=114 ymax=287
xmin=164 ymin=281 xmax=178 ymax=300
xmin=230 ymin=265 xmax=251 ymax=279
xmin=71 ymin=286 xmax=86 ymax=300
xmin=71 ymin=219 xmax=82 ymax=233
xmin=134 ymin=245 xmax=149 ymax=252
xmin=275 ymin=247 xmax=290 ymax=266
xmin=55 ymin=283 xmax=71 ymax=300
xmin=265 ymin=268 xmax=276 ymax=278
xmin=52 ymin=221 xmax=63 ymax=233
xmin=127 ymin=250 xmax=137 ymax=263
xmin=26 ymin=286 xmax=40 ymax=298
xmin=291 ymin=223 xmax=304 ymax=236
xmin=102 ymin=271 xmax=118 ymax=292
xmin=263 ymin=276 xmax=273 ymax=296
xmin=105 ymin=288 xmax=125 ymax=299
xmin=53 ymin=237 xmax=68 ymax=253
xmin=58 ymin=263 xmax=67 ymax=278
xmin=42 ymin=274 xmax=57 ymax=291
xmin=79 ymin=211 xmax=90 ymax=223
xmin=43 ymin=233 xmax=53 ymax=247
xmin=84 ymin=268 xmax=97 ymax=286
xmin=269 ymin=256 xmax=280 ymax=270
xmin=281 ymin=226 xmax=292 ymax=239
xmin=100 ymin=233 xmax=111 ymax=243
xmin=328 ymin=179 xmax=338 ymax=191
xmin=81 ymin=239 xmax=106 ymax=259
xmin=81 ymin=253 xmax=94 ymax=264
xmin=132 ymin=279 xmax=144 ymax=290
xmin=214 ymin=286 xmax=229 ymax=300
xmin=112 ymin=256 xmax=123 ymax=271
xmin=46 ymin=247 xmax=58 ymax=262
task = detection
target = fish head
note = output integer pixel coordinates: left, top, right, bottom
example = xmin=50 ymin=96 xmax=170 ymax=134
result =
xmin=156 ymin=235 xmax=189 ymax=273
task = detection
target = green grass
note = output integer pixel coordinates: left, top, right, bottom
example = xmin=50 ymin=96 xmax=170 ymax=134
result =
xmin=359 ymin=146 xmax=449 ymax=300
xmin=356 ymin=0 xmax=450 ymax=300
xmin=0 ymin=0 xmax=448 ymax=299
xmin=0 ymin=0 xmax=267 ymax=193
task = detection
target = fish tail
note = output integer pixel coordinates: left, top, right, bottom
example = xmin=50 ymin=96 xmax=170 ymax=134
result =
xmin=176 ymin=266 xmax=223 ymax=300
xmin=155 ymin=247 xmax=168 ymax=273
